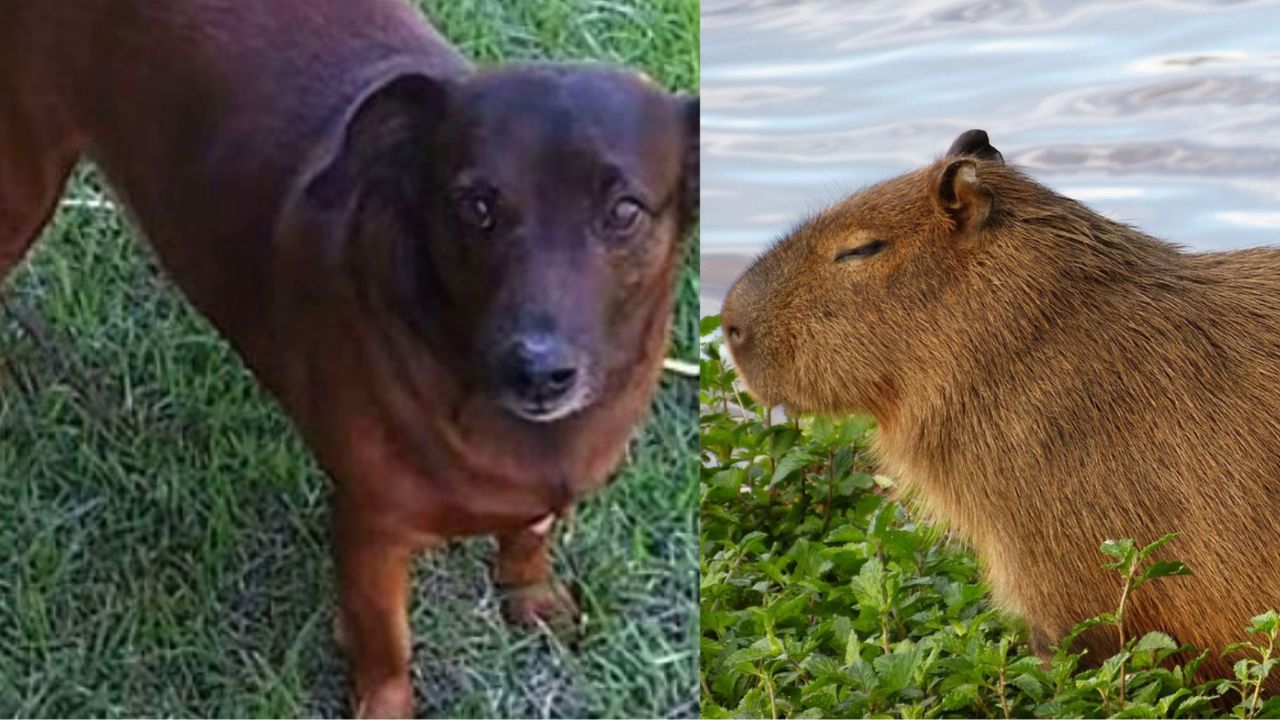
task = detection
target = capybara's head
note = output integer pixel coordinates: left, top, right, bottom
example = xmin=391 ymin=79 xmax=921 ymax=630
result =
xmin=307 ymin=65 xmax=697 ymax=423
xmin=723 ymin=129 xmax=1071 ymax=416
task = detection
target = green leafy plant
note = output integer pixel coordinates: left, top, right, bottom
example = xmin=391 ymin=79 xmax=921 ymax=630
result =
xmin=1225 ymin=612 xmax=1280 ymax=719
xmin=700 ymin=314 xmax=1278 ymax=719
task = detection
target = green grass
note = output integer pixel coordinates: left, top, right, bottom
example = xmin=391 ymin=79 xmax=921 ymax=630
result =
xmin=0 ymin=1 xmax=698 ymax=717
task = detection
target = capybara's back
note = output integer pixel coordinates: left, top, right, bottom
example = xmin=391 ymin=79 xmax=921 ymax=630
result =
xmin=722 ymin=129 xmax=1280 ymax=685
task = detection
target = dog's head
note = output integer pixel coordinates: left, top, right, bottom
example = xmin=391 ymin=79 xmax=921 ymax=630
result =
xmin=305 ymin=64 xmax=697 ymax=423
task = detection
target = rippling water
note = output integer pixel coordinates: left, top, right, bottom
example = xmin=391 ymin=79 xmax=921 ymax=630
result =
xmin=701 ymin=0 xmax=1280 ymax=313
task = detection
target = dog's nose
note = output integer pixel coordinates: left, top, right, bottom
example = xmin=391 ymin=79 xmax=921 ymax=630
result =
xmin=504 ymin=334 xmax=579 ymax=405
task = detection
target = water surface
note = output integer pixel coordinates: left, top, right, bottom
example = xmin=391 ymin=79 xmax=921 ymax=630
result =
xmin=702 ymin=0 xmax=1280 ymax=313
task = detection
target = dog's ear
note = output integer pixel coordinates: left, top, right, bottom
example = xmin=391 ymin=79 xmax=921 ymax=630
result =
xmin=305 ymin=72 xmax=450 ymax=207
xmin=678 ymin=95 xmax=699 ymax=226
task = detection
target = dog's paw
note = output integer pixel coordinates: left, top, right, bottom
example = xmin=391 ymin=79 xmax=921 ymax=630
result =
xmin=354 ymin=677 xmax=414 ymax=719
xmin=503 ymin=580 xmax=579 ymax=632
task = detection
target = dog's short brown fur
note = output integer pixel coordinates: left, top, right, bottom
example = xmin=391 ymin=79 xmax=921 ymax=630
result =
xmin=0 ymin=0 xmax=697 ymax=715
xmin=723 ymin=130 xmax=1280 ymax=687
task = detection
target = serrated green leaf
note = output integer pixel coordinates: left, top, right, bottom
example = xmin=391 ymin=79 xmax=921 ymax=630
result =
xmin=873 ymin=644 xmax=923 ymax=695
xmin=770 ymin=449 xmax=815 ymax=486
xmin=1134 ymin=631 xmax=1178 ymax=654
xmin=845 ymin=629 xmax=862 ymax=668
xmin=939 ymin=683 xmax=979 ymax=711
xmin=1101 ymin=537 xmax=1136 ymax=560
xmin=724 ymin=646 xmax=772 ymax=669
xmin=1009 ymin=671 xmax=1044 ymax=698
xmin=1247 ymin=609 xmax=1280 ymax=635
xmin=1137 ymin=560 xmax=1193 ymax=585
xmin=1136 ymin=532 xmax=1180 ymax=562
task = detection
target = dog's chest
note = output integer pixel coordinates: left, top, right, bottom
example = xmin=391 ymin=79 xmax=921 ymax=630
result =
xmin=333 ymin=405 xmax=634 ymax=537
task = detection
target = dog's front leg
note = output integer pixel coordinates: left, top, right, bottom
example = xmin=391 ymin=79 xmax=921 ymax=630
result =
xmin=335 ymin=506 xmax=434 ymax=719
xmin=495 ymin=513 xmax=579 ymax=631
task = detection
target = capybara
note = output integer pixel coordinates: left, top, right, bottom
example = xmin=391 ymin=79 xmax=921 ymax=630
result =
xmin=0 ymin=0 xmax=697 ymax=715
xmin=722 ymin=129 xmax=1280 ymax=688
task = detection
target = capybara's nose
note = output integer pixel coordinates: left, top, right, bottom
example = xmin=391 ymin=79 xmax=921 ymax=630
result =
xmin=721 ymin=282 xmax=750 ymax=355
xmin=723 ymin=322 xmax=745 ymax=353
xmin=725 ymin=323 xmax=743 ymax=343
xmin=504 ymin=334 xmax=579 ymax=406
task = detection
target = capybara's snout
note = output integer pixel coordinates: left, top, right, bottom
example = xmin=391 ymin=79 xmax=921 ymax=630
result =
xmin=720 ymin=273 xmax=751 ymax=360
xmin=721 ymin=258 xmax=783 ymax=405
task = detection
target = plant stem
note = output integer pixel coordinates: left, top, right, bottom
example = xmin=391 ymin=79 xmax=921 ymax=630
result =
xmin=997 ymin=664 xmax=1011 ymax=720
xmin=821 ymin=451 xmax=835 ymax=535
xmin=881 ymin=617 xmax=891 ymax=655
xmin=759 ymin=666 xmax=777 ymax=719
xmin=710 ymin=549 xmax=748 ymax=613
xmin=764 ymin=455 xmax=777 ymax=504
xmin=1115 ymin=562 xmax=1136 ymax=706
xmin=1246 ymin=630 xmax=1276 ymax=719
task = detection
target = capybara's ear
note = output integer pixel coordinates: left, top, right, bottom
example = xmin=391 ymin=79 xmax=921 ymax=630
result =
xmin=304 ymin=72 xmax=449 ymax=207
xmin=679 ymin=95 xmax=699 ymax=227
xmin=936 ymin=158 xmax=993 ymax=235
xmin=946 ymin=129 xmax=1003 ymax=164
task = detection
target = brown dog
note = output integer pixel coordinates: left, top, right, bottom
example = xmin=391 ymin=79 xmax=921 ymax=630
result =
xmin=0 ymin=0 xmax=697 ymax=716
xmin=723 ymin=130 xmax=1279 ymax=688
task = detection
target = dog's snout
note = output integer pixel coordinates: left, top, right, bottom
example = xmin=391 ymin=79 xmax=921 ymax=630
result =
xmin=504 ymin=334 xmax=580 ymax=406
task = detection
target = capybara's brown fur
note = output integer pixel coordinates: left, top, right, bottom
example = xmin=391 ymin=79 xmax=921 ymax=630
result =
xmin=722 ymin=129 xmax=1280 ymax=688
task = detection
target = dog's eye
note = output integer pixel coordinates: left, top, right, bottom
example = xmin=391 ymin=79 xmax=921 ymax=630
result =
xmin=455 ymin=192 xmax=496 ymax=230
xmin=834 ymin=240 xmax=888 ymax=262
xmin=603 ymin=197 xmax=645 ymax=236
